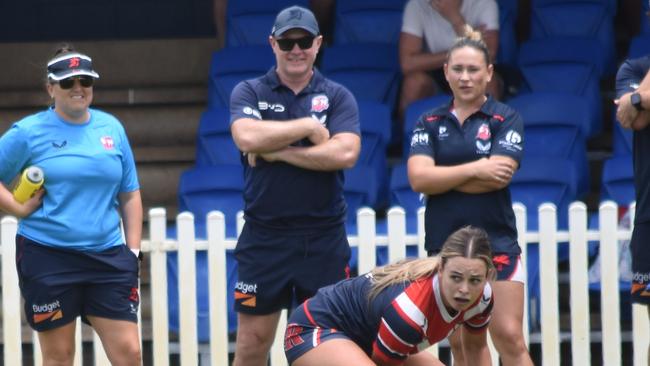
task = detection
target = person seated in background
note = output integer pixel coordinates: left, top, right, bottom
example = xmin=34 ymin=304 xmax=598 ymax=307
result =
xmin=398 ymin=0 xmax=502 ymax=123
xmin=284 ymin=226 xmax=495 ymax=366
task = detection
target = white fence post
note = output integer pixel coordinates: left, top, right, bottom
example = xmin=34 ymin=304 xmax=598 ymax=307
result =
xmin=149 ymin=208 xmax=169 ymax=366
xmin=513 ymin=203 xmax=529 ymax=348
xmin=387 ymin=207 xmax=407 ymax=262
xmin=177 ymin=212 xmax=198 ymax=365
xmin=1 ymin=217 xmax=21 ymax=366
xmin=357 ymin=207 xmax=377 ymax=274
xmin=568 ymin=202 xmax=591 ymax=364
xmin=270 ymin=309 xmax=288 ymax=366
xmin=599 ymin=201 xmax=622 ymax=365
xmin=207 ymin=211 xmax=229 ymax=366
xmin=538 ymin=203 xmax=560 ymax=366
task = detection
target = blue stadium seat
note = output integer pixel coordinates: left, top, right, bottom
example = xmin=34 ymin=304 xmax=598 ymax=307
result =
xmin=333 ymin=0 xmax=408 ymax=45
xmin=208 ymin=46 xmax=275 ymax=108
xmin=601 ymin=154 xmax=635 ymax=207
xmin=225 ymin=0 xmax=310 ymax=47
xmin=402 ymin=94 xmax=452 ymax=159
xmin=496 ymin=0 xmax=519 ymax=66
xmin=195 ymin=108 xmax=241 ymax=166
xmin=517 ymin=37 xmax=603 ymax=136
xmin=389 ymin=163 xmax=421 ymax=234
xmin=612 ymin=120 xmax=634 ymax=156
xmin=344 ymin=165 xmax=378 ymax=233
xmin=510 ymin=156 xmax=578 ymax=231
xmin=169 ymin=164 xmax=245 ymax=340
xmin=628 ymin=34 xmax=650 ymax=59
xmin=507 ymin=92 xmax=591 ymax=196
xmin=529 ymin=0 xmax=616 ymax=73
xmin=320 ymin=44 xmax=401 ymax=109
xmin=357 ymin=101 xmax=392 ymax=210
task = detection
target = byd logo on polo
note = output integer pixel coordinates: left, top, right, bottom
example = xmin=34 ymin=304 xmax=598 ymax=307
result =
xmin=258 ymin=101 xmax=285 ymax=112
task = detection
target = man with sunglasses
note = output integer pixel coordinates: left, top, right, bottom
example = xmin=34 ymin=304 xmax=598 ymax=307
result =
xmin=0 ymin=45 xmax=143 ymax=365
xmin=230 ymin=5 xmax=361 ymax=366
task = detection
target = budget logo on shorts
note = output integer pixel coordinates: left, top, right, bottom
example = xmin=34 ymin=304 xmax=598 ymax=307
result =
xmin=32 ymin=300 xmax=63 ymax=323
xmin=234 ymin=281 xmax=258 ymax=307
xmin=100 ymin=136 xmax=114 ymax=150
xmin=311 ymin=95 xmax=329 ymax=113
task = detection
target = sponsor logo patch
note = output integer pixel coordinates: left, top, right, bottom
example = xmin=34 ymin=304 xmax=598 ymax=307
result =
xmin=258 ymin=101 xmax=285 ymax=112
xmin=476 ymin=123 xmax=491 ymax=140
xmin=33 ymin=300 xmax=63 ymax=323
xmin=100 ymin=136 xmax=114 ymax=150
xmin=235 ymin=281 xmax=258 ymax=307
xmin=311 ymin=95 xmax=329 ymax=113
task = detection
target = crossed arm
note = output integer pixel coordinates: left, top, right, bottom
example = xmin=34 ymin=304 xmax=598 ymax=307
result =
xmin=408 ymin=154 xmax=518 ymax=195
xmin=231 ymin=117 xmax=360 ymax=171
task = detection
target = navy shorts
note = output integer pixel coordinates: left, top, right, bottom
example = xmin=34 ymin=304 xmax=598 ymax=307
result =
xmin=15 ymin=235 xmax=140 ymax=332
xmin=630 ymin=222 xmax=650 ymax=304
xmin=284 ymin=300 xmax=352 ymax=364
xmin=491 ymin=254 xmax=525 ymax=283
xmin=234 ymin=223 xmax=350 ymax=315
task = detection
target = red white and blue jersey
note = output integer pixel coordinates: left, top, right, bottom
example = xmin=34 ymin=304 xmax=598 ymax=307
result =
xmin=408 ymin=96 xmax=524 ymax=255
xmin=284 ymin=272 xmax=493 ymax=365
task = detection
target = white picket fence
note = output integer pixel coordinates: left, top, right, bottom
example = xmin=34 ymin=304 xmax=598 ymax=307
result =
xmin=1 ymin=201 xmax=649 ymax=365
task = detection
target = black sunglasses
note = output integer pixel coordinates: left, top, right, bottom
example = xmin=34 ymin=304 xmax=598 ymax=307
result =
xmin=276 ymin=36 xmax=315 ymax=51
xmin=56 ymin=76 xmax=94 ymax=89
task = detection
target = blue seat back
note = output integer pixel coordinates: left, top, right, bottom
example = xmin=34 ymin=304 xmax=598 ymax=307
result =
xmin=195 ymin=108 xmax=242 ymax=166
xmin=601 ymin=155 xmax=635 ymax=207
xmin=517 ymin=38 xmax=603 ymax=135
xmin=321 ymin=44 xmax=401 ymax=107
xmin=343 ymin=165 xmax=378 ymax=229
xmin=358 ymin=101 xmax=392 ymax=209
xmin=208 ymin=46 xmax=275 ymax=108
xmin=497 ymin=0 xmax=519 ymax=66
xmin=226 ymin=0 xmax=310 ymax=46
xmin=612 ymin=120 xmax=633 ymax=156
xmin=530 ymin=1 xmax=615 ymax=72
xmin=403 ymin=94 xmax=452 ymax=159
xmin=333 ymin=0 xmax=408 ymax=45
xmin=507 ymin=92 xmax=591 ymax=195
xmin=510 ymin=156 xmax=578 ymax=231
xmin=178 ymin=164 xmax=244 ymax=236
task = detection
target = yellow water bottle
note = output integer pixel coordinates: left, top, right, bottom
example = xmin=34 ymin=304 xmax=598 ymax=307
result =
xmin=13 ymin=166 xmax=44 ymax=204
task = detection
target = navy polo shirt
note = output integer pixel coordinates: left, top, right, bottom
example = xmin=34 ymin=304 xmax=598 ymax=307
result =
xmin=409 ymin=97 xmax=524 ymax=254
xmin=230 ymin=68 xmax=360 ymax=232
xmin=616 ymin=55 xmax=650 ymax=224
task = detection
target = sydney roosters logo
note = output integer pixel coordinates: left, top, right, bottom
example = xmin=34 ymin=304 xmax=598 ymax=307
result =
xmin=476 ymin=124 xmax=491 ymax=140
xmin=100 ymin=136 xmax=114 ymax=150
xmin=69 ymin=57 xmax=80 ymax=68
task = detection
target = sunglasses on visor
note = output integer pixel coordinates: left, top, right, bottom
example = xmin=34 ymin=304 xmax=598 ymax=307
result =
xmin=276 ymin=36 xmax=315 ymax=51
xmin=56 ymin=76 xmax=94 ymax=89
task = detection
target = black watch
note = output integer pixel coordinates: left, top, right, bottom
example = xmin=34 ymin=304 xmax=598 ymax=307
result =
xmin=631 ymin=92 xmax=644 ymax=111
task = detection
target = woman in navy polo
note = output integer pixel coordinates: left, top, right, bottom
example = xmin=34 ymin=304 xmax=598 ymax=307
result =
xmin=407 ymin=26 xmax=532 ymax=365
